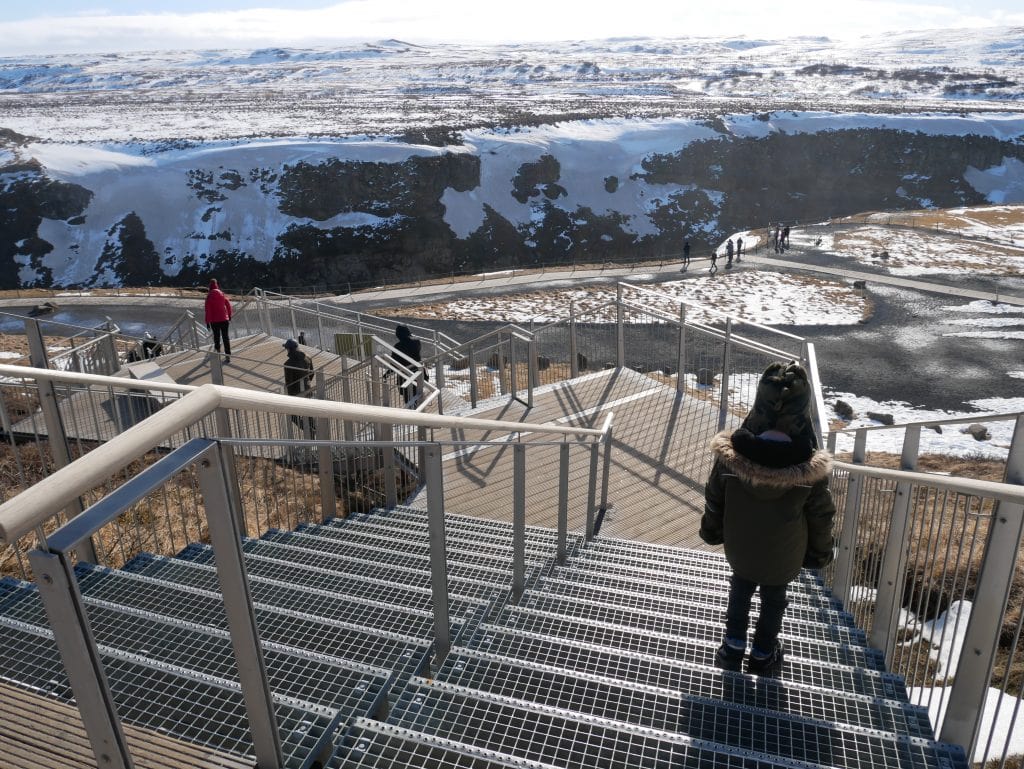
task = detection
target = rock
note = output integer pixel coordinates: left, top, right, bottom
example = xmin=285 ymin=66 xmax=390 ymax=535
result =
xmin=486 ymin=352 xmax=503 ymax=369
xmin=866 ymin=411 xmax=894 ymax=425
xmin=661 ymin=366 xmax=675 ymax=377
xmin=834 ymin=400 xmax=855 ymax=420
xmin=536 ymin=356 xmax=551 ymax=371
xmin=852 ymin=280 xmax=866 ymax=289
xmin=449 ymin=356 xmax=469 ymax=370
xmin=928 ymin=425 xmax=943 ymax=434
xmin=576 ymin=353 xmax=588 ymax=371
xmin=696 ymin=368 xmax=716 ymax=386
xmin=966 ymin=423 xmax=991 ymax=441
xmin=603 ymin=362 xmax=615 ymax=370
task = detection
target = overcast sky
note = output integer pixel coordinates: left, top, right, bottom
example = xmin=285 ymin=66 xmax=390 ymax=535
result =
xmin=0 ymin=1 xmax=1021 ymax=56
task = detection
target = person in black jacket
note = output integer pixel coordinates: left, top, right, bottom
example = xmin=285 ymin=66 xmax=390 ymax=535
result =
xmin=282 ymin=338 xmax=315 ymax=438
xmin=701 ymin=361 xmax=835 ymax=676
xmin=392 ymin=325 xmax=424 ymax=405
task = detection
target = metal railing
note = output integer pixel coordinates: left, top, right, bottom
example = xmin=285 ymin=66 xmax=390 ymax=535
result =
xmin=0 ymin=366 xmax=612 ymax=769
xmin=824 ymin=415 xmax=1024 ymax=765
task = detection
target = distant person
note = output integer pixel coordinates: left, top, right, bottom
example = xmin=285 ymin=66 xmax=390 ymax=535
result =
xmin=782 ymin=225 xmax=791 ymax=250
xmin=681 ymin=240 xmax=691 ymax=271
xmin=283 ymin=338 xmax=316 ymax=438
xmin=736 ymin=236 xmax=744 ymax=261
xmin=204 ymin=279 xmax=232 ymax=364
xmin=774 ymin=224 xmax=782 ymax=254
xmin=709 ymin=249 xmax=718 ymax=274
xmin=726 ymin=238 xmax=734 ymax=268
xmin=701 ymin=362 xmax=836 ymax=676
xmin=392 ymin=325 xmax=425 ymax=405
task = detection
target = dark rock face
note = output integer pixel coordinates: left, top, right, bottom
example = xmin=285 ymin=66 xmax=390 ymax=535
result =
xmin=4 ymin=125 xmax=1024 ymax=289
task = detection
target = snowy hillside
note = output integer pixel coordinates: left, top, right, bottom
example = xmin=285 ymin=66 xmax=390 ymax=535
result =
xmin=1 ymin=28 xmax=1023 ymax=290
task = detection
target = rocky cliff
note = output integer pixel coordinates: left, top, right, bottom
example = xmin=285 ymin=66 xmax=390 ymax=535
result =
xmin=2 ymin=114 xmax=1022 ymax=290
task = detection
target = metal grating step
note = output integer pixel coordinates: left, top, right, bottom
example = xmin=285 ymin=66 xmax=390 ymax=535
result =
xmin=434 ymin=648 xmax=947 ymax=767
xmin=66 ymin=563 xmax=433 ymax=682
xmin=469 ymin=623 xmax=915 ymax=710
xmin=334 ymin=509 xmax=580 ymax=550
xmin=387 ymin=677 xmax=922 ymax=769
xmin=378 ymin=504 xmax=573 ymax=543
xmin=124 ymin=552 xmax=491 ymax=621
xmin=535 ymin=575 xmax=858 ymax=629
xmin=331 ymin=718 xmax=556 ymax=769
xmin=562 ymin=555 xmax=830 ymax=599
xmin=247 ymin=534 xmax=525 ymax=589
xmin=296 ymin=522 xmax=561 ymax=563
xmin=262 ymin=530 xmax=551 ymax=576
xmin=552 ymin=564 xmax=840 ymax=610
xmin=496 ymin=604 xmax=888 ymax=674
xmin=73 ymin=561 xmax=449 ymax=642
xmin=0 ymin=580 xmax=391 ymax=720
xmin=176 ymin=541 xmax=507 ymax=602
xmin=0 ymin=617 xmax=338 ymax=769
xmin=516 ymin=590 xmax=866 ymax=647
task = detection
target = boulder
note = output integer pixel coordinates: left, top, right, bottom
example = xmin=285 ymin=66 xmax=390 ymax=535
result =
xmin=834 ymin=400 xmax=855 ymax=420
xmin=486 ymin=352 xmax=503 ymax=369
xmin=966 ymin=423 xmax=991 ymax=441
xmin=866 ymin=411 xmax=894 ymax=425
xmin=852 ymin=280 xmax=867 ymax=290
xmin=696 ymin=368 xmax=716 ymax=387
xmin=536 ymin=355 xmax=551 ymax=371
xmin=576 ymin=353 xmax=588 ymax=371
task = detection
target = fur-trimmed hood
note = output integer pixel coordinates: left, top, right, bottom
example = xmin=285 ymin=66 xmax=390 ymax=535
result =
xmin=710 ymin=430 xmax=832 ymax=489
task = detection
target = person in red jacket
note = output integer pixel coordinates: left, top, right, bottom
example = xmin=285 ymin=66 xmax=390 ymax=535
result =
xmin=204 ymin=279 xmax=232 ymax=363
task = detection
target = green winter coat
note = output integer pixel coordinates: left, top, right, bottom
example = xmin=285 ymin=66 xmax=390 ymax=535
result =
xmin=701 ymin=430 xmax=836 ymax=586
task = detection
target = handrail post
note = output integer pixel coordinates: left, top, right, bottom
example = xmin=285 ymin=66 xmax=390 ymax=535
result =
xmin=505 ymin=334 xmax=514 ymax=400
xmin=468 ymin=345 xmax=478 ymax=407
xmin=288 ymin=299 xmax=298 ymax=339
xmin=676 ymin=303 xmax=686 ymax=396
xmin=615 ymin=284 xmax=625 ymax=368
xmin=600 ymin=426 xmax=613 ymax=520
xmin=717 ymin=318 xmax=733 ymax=430
xmin=557 ymin=442 xmax=569 ymax=564
xmin=586 ymin=443 xmax=599 ymax=541
xmin=424 ymin=444 xmax=452 ymax=667
xmin=869 ymin=425 xmax=920 ymax=662
xmin=315 ymin=371 xmax=336 ymax=520
xmin=512 ymin=442 xmax=527 ymax=600
xmin=214 ymin=407 xmax=246 ymax=537
xmin=831 ymin=427 xmax=868 ymax=605
xmin=569 ymin=302 xmax=579 ymax=378
xmin=941 ymin=414 xmax=1024 ymax=754
xmin=527 ymin=337 xmax=537 ymax=406
xmin=28 ymin=548 xmax=135 ymax=769
xmin=498 ymin=340 xmax=508 ymax=397
xmin=26 ymin=319 xmax=98 ymax=563
xmin=197 ymin=445 xmax=284 ymax=769
xmin=316 ymin=311 xmax=325 ymax=352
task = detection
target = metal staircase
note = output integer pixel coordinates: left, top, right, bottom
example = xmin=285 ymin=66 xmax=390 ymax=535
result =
xmin=0 ymin=505 xmax=967 ymax=769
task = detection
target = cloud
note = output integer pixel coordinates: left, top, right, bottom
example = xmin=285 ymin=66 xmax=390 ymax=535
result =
xmin=0 ymin=0 xmax=1020 ymax=56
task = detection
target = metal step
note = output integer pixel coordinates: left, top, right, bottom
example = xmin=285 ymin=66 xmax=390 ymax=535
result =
xmin=0 ymin=579 xmax=392 ymax=720
xmin=0 ymin=616 xmax=338 ymax=769
xmin=434 ymin=647 xmax=947 ymax=767
xmin=176 ymin=541 xmax=508 ymax=602
xmin=552 ymin=563 xmax=840 ymax=610
xmin=67 ymin=563 xmax=434 ymax=681
xmin=468 ymin=622 xmax=914 ymax=708
xmin=495 ymin=604 xmax=887 ymax=673
xmin=262 ymin=529 xmax=551 ymax=576
xmin=342 ymin=506 xmax=579 ymax=547
xmin=124 ymin=552 xmax=491 ymax=621
xmin=562 ymin=555 xmax=830 ymax=599
xmin=296 ymin=521 xmax=561 ymax=563
xmin=331 ymin=718 xmax=556 ymax=769
xmin=250 ymin=533 xmax=529 ymax=589
xmin=516 ymin=590 xmax=866 ymax=647
xmin=387 ymin=677 xmax=880 ymax=769
xmin=535 ymin=575 xmax=857 ymax=629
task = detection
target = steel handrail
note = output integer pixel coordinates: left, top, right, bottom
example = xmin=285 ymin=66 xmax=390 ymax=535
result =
xmin=832 ymin=410 xmax=1023 ymax=434
xmin=0 ymin=373 xmax=606 ymax=544
xmin=833 ymin=459 xmax=1024 ymax=504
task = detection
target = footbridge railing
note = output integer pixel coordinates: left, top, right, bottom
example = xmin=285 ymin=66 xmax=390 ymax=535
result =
xmin=0 ymin=366 xmax=612 ymax=769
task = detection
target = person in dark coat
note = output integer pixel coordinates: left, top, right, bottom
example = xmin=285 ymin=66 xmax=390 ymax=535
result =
xmin=392 ymin=325 xmax=424 ymax=405
xmin=726 ymin=238 xmax=734 ymax=268
xmin=700 ymin=361 xmax=835 ymax=676
xmin=204 ymin=279 xmax=233 ymax=363
xmin=681 ymin=240 xmax=691 ymax=270
xmin=736 ymin=236 xmax=743 ymax=261
xmin=283 ymin=338 xmax=315 ymax=437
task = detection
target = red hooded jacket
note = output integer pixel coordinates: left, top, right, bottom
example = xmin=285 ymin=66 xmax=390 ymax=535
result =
xmin=204 ymin=279 xmax=232 ymax=324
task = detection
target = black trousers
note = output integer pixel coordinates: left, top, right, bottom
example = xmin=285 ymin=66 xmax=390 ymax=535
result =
xmin=210 ymin=321 xmax=231 ymax=355
xmin=724 ymin=573 xmax=789 ymax=653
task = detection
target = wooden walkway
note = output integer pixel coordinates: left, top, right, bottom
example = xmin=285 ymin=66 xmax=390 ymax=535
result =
xmin=416 ymin=367 xmax=726 ymax=551
xmin=0 ymin=682 xmax=250 ymax=769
